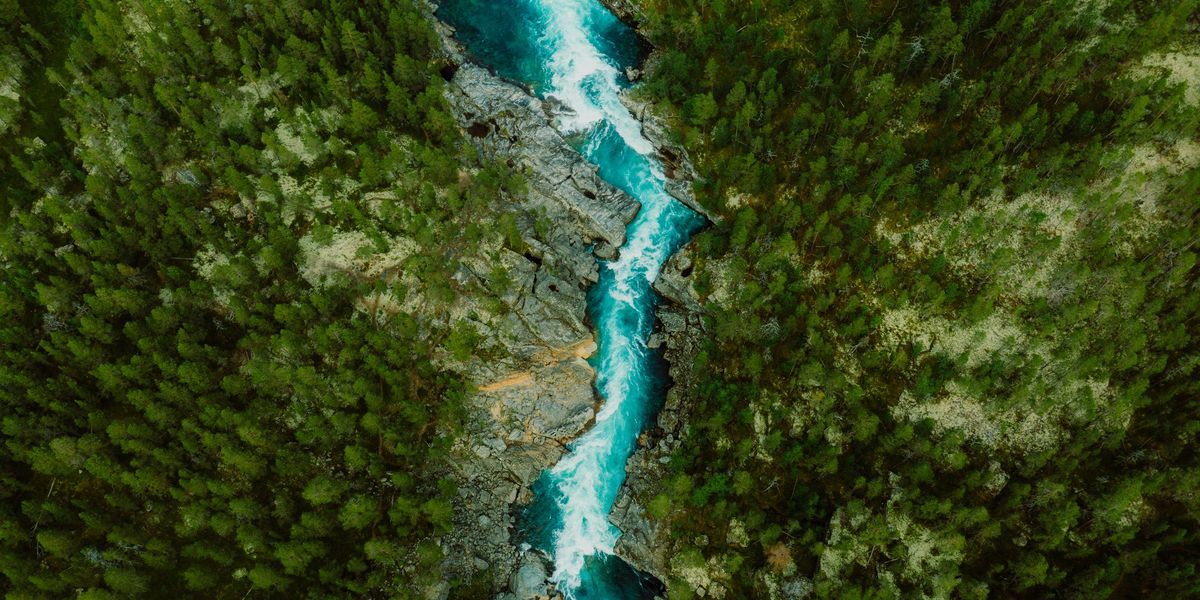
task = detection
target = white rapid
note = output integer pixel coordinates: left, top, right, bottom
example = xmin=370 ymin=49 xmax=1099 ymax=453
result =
xmin=537 ymin=0 xmax=654 ymax=154
xmin=435 ymin=0 xmax=703 ymax=596
xmin=527 ymin=1 xmax=700 ymax=596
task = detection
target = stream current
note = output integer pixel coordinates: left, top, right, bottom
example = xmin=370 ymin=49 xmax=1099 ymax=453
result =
xmin=437 ymin=2 xmax=704 ymax=597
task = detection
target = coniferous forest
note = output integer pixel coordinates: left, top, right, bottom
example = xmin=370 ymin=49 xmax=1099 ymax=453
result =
xmin=631 ymin=0 xmax=1200 ymax=597
xmin=2 ymin=0 xmax=1199 ymax=598
xmin=1 ymin=0 xmax=514 ymax=596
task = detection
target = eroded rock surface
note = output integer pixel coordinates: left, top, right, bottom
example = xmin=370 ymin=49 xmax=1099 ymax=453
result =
xmin=422 ymin=5 xmax=709 ymax=597
xmin=618 ymin=92 xmax=715 ymax=223
xmin=597 ymin=0 xmax=644 ymax=26
xmin=609 ymin=242 xmax=705 ymax=585
xmin=447 ymin=63 xmax=640 ymax=251
xmin=425 ymin=11 xmax=641 ymax=597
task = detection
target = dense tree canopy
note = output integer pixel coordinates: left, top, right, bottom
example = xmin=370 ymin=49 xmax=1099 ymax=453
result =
xmin=3 ymin=0 xmax=1198 ymax=597
xmin=632 ymin=0 xmax=1200 ymax=596
xmin=0 ymin=0 xmax=517 ymax=597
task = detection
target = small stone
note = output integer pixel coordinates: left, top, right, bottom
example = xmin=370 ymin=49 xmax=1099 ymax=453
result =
xmin=781 ymin=576 xmax=814 ymax=598
xmin=659 ymin=311 xmax=686 ymax=333
xmin=452 ymin=264 xmax=474 ymax=285
xmin=472 ymin=444 xmax=491 ymax=459
xmin=487 ymin=526 xmax=510 ymax=545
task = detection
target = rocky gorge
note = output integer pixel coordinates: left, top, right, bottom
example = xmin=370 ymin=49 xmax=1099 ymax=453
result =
xmin=415 ymin=3 xmax=711 ymax=597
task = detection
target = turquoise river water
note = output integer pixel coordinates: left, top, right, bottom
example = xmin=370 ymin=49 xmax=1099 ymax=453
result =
xmin=438 ymin=1 xmax=704 ymax=598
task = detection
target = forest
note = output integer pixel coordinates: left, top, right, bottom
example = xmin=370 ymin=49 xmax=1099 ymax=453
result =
xmin=629 ymin=0 xmax=1200 ymax=597
xmin=1 ymin=0 xmax=521 ymax=596
xmin=2 ymin=0 xmax=1199 ymax=598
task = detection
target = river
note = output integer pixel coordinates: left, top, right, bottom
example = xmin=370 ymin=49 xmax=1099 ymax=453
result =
xmin=437 ymin=1 xmax=704 ymax=597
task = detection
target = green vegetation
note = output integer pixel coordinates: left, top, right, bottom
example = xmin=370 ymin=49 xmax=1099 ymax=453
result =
xmin=1 ymin=0 xmax=518 ymax=596
xmin=634 ymin=0 xmax=1200 ymax=596
xmin=4 ymin=0 xmax=1199 ymax=597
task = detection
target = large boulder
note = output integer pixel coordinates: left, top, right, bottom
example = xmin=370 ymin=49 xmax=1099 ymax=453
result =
xmin=509 ymin=554 xmax=550 ymax=598
xmin=447 ymin=63 xmax=641 ymax=251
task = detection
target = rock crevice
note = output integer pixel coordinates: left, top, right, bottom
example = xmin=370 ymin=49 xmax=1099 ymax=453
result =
xmin=422 ymin=5 xmax=708 ymax=597
xmin=425 ymin=9 xmax=640 ymax=598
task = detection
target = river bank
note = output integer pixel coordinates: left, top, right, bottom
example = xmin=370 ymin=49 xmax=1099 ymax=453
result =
xmin=417 ymin=1 xmax=708 ymax=597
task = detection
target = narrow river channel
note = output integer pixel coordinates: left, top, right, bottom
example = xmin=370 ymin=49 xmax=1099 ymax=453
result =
xmin=437 ymin=1 xmax=704 ymax=597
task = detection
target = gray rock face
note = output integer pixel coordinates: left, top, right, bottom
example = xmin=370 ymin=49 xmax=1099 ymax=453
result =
xmin=422 ymin=3 xmax=710 ymax=595
xmin=612 ymin=243 xmax=707 ymax=583
xmin=597 ymin=0 xmax=643 ymax=25
xmin=618 ymin=91 xmax=715 ymax=223
xmin=509 ymin=554 xmax=550 ymax=598
xmin=447 ymin=63 xmax=641 ymax=250
xmin=423 ymin=6 xmax=639 ymax=593
xmin=653 ymin=249 xmax=702 ymax=312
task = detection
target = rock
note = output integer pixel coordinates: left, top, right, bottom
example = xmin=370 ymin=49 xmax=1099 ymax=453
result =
xmin=658 ymin=311 xmax=687 ymax=336
xmin=509 ymin=555 xmax=550 ymax=598
xmin=617 ymin=91 xmax=716 ymax=223
xmin=654 ymin=244 xmax=703 ymax=313
xmin=596 ymin=0 xmax=642 ymax=25
xmin=421 ymin=580 xmax=450 ymax=600
xmin=481 ymin=358 xmax=598 ymax=448
xmin=487 ymin=524 xmax=511 ymax=546
xmin=613 ymin=268 xmax=708 ymax=589
xmin=615 ymin=491 xmax=632 ymax=510
xmin=419 ymin=3 xmax=715 ymax=594
xmin=504 ymin=484 xmax=520 ymax=503
xmin=594 ymin=241 xmax=619 ymax=260
xmin=776 ymin=575 xmax=814 ymax=599
xmin=611 ymin=497 xmax=666 ymax=581
xmin=446 ymin=64 xmax=641 ymax=250
xmin=420 ymin=4 xmax=644 ymax=591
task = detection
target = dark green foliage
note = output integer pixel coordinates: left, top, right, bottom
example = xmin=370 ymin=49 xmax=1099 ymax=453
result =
xmin=635 ymin=0 xmax=1200 ymax=596
xmin=0 ymin=0 xmax=512 ymax=597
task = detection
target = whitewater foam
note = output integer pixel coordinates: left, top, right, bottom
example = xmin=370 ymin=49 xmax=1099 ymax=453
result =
xmin=537 ymin=0 xmax=654 ymax=155
xmin=437 ymin=0 xmax=703 ymax=596
xmin=528 ymin=0 xmax=696 ymax=594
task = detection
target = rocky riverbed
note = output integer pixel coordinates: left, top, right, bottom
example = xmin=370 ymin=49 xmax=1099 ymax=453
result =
xmin=417 ymin=4 xmax=708 ymax=598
